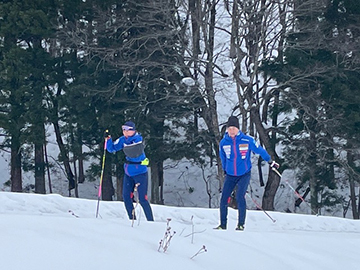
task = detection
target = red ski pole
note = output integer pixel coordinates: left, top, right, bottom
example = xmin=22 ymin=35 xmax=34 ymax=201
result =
xmin=246 ymin=192 xmax=276 ymax=223
xmin=272 ymin=168 xmax=318 ymax=216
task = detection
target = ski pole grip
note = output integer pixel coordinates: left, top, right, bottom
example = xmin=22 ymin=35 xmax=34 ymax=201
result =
xmin=104 ymin=129 xmax=110 ymax=138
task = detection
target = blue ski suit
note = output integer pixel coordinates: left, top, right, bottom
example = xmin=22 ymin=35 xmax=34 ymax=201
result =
xmin=106 ymin=133 xmax=154 ymax=221
xmin=219 ymin=131 xmax=271 ymax=227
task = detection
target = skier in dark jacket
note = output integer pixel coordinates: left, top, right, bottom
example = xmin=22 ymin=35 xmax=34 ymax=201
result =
xmin=106 ymin=121 xmax=154 ymax=221
xmin=215 ymin=116 xmax=279 ymax=231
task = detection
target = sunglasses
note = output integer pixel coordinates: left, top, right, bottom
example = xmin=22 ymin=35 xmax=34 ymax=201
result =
xmin=122 ymin=125 xmax=134 ymax=131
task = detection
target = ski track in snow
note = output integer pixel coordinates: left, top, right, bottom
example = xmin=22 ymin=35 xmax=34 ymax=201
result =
xmin=1 ymin=192 xmax=359 ymax=233
xmin=0 ymin=192 xmax=359 ymax=270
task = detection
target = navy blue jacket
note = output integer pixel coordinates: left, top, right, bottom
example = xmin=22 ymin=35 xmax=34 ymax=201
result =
xmin=219 ymin=131 xmax=271 ymax=176
xmin=106 ymin=132 xmax=147 ymax=177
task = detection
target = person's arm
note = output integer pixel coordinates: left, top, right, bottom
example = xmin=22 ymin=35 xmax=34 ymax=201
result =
xmin=248 ymin=137 xmax=271 ymax=162
xmin=106 ymin=137 xmax=124 ymax=153
xmin=248 ymin=137 xmax=280 ymax=169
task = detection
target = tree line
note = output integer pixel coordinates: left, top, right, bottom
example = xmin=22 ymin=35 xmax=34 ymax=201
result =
xmin=0 ymin=0 xmax=359 ymax=219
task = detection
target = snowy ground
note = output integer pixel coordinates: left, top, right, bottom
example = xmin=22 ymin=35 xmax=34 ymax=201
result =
xmin=0 ymin=192 xmax=359 ymax=270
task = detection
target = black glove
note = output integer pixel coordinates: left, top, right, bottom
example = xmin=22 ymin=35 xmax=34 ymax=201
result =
xmin=224 ymin=170 xmax=227 ymax=175
xmin=104 ymin=130 xmax=111 ymax=139
xmin=269 ymin=160 xmax=280 ymax=170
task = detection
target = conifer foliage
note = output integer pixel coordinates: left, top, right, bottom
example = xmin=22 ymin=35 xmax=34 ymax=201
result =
xmin=0 ymin=0 xmax=359 ymax=218
xmin=266 ymin=0 xmax=360 ymax=216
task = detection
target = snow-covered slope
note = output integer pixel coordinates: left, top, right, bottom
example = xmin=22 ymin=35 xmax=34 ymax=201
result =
xmin=0 ymin=192 xmax=359 ymax=270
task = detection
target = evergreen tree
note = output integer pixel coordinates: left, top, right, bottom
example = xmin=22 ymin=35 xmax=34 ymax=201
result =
xmin=322 ymin=0 xmax=360 ymax=218
xmin=60 ymin=0 xmax=196 ymax=203
xmin=267 ymin=0 xmax=360 ymax=216
xmin=0 ymin=0 xmax=57 ymax=192
xmin=52 ymin=0 xmax=123 ymax=198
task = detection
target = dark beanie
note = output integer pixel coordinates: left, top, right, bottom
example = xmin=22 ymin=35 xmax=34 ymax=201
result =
xmin=123 ymin=121 xmax=136 ymax=130
xmin=227 ymin=116 xmax=239 ymax=129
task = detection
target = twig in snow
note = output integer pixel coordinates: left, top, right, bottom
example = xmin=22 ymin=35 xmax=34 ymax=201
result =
xmin=183 ymin=216 xmax=206 ymax=242
xmin=68 ymin=210 xmax=79 ymax=218
xmin=158 ymin=218 xmax=176 ymax=253
xmin=183 ymin=229 xmax=207 ymax=238
xmin=190 ymin=245 xmax=207 ymax=259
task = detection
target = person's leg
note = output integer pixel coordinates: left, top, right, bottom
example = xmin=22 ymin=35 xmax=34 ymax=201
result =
xmin=236 ymin=171 xmax=251 ymax=227
xmin=133 ymin=172 xmax=154 ymax=221
xmin=123 ymin=174 xmax=135 ymax=219
xmin=219 ymin=175 xmax=237 ymax=228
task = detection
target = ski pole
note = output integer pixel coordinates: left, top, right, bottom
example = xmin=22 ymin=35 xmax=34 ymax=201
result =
xmin=271 ymin=168 xmax=318 ymax=216
xmin=96 ymin=133 xmax=108 ymax=218
xmin=245 ymin=192 xmax=276 ymax=223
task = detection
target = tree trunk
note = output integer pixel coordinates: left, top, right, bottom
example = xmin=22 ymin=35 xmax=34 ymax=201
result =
xmin=308 ymin=132 xmax=319 ymax=215
xmin=250 ymin=107 xmax=273 ymax=155
xmin=347 ymin=149 xmax=359 ymax=219
xmin=102 ymin=150 xmax=114 ymax=201
xmin=73 ymin=159 xmax=79 ymax=198
xmin=348 ymin=177 xmax=358 ymax=219
xmin=203 ymin=0 xmax=223 ymax=190
xmin=189 ymin=0 xmax=200 ymax=56
xmin=150 ymin=161 xmax=162 ymax=204
xmin=34 ymin=142 xmax=46 ymax=194
xmin=77 ymin=132 xmax=85 ymax=184
xmin=262 ymin=172 xmax=280 ymax=211
xmin=358 ymin=187 xmax=360 ymax=219
xmin=44 ymin=143 xmax=52 ymax=193
xmin=229 ymin=0 xmax=239 ymax=59
xmin=251 ymin=106 xmax=280 ymax=210
xmin=158 ymin=161 xmax=164 ymax=205
xmin=11 ymin=136 xmax=22 ymax=192
xmin=53 ymin=121 xmax=75 ymax=190
xmin=115 ymin=162 xmax=123 ymax=201
xmin=78 ymin=158 xmax=85 ymax=183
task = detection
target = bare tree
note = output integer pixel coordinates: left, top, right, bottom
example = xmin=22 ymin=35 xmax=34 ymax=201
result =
xmin=224 ymin=0 xmax=292 ymax=210
xmin=182 ymin=0 xmax=229 ymax=190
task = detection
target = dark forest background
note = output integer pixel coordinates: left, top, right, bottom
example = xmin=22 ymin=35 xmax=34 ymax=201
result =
xmin=0 ymin=0 xmax=359 ymax=218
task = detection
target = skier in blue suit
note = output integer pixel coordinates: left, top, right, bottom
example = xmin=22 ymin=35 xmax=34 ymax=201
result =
xmin=215 ymin=116 xmax=279 ymax=231
xmin=106 ymin=121 xmax=154 ymax=221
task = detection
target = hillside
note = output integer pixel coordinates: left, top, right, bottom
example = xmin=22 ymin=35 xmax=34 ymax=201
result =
xmin=0 ymin=192 xmax=359 ymax=270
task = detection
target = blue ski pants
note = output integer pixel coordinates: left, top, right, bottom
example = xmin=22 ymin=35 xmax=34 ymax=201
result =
xmin=123 ymin=172 xmax=154 ymax=221
xmin=220 ymin=171 xmax=251 ymax=227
